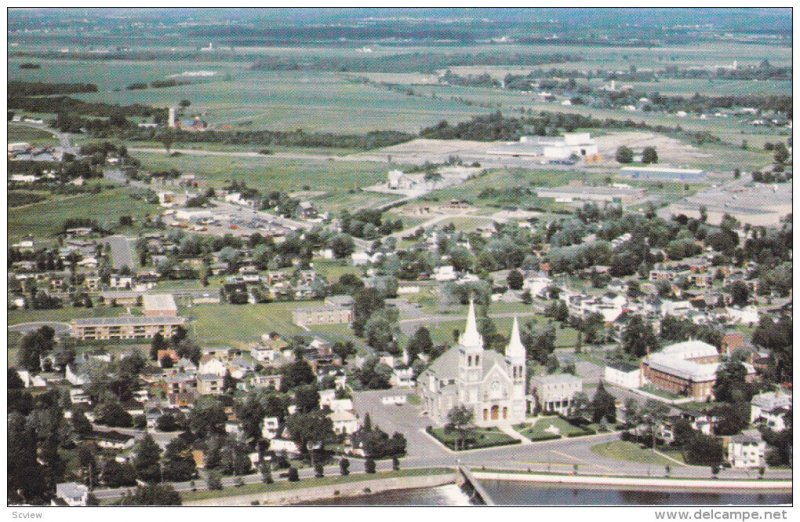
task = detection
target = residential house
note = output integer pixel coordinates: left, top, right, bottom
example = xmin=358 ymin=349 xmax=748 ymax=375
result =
xmin=604 ymin=362 xmax=641 ymax=389
xmin=751 ymin=390 xmax=792 ymax=431
xmin=54 ymin=482 xmax=89 ymax=506
xmin=727 ymin=432 xmax=766 ymax=469
xmin=530 ymin=373 xmax=583 ymax=415
xmin=330 ymin=410 xmax=359 ymax=435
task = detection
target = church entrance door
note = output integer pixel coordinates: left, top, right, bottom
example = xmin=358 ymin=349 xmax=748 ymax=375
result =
xmin=490 ymin=405 xmax=499 ymax=420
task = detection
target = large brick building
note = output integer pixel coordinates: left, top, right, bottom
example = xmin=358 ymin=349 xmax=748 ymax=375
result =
xmin=641 ymin=340 xmax=755 ymax=400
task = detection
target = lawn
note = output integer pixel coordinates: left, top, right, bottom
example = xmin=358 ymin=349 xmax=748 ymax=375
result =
xmin=591 ymin=440 xmax=679 ymax=467
xmin=8 ymin=187 xmax=159 ymax=242
xmin=520 ymin=417 xmax=588 ymax=440
xmin=178 ymin=468 xmax=452 ymax=503
xmin=310 ymin=260 xmax=364 ymax=282
xmin=416 ymin=316 xmax=580 ymax=349
xmin=184 ymin=301 xmax=315 ymax=347
xmin=429 ymin=427 xmax=519 ymax=451
xmin=8 ymin=306 xmax=130 ymax=326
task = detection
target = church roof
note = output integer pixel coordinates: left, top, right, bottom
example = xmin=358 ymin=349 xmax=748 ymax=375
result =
xmin=459 ymin=300 xmax=483 ymax=349
xmin=505 ymin=316 xmax=525 ymax=359
xmin=420 ymin=344 xmax=507 ymax=381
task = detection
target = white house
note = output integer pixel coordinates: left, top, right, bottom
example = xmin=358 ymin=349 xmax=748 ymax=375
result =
xmin=351 ymin=252 xmax=371 ymax=266
xmin=261 ymin=416 xmax=280 ymax=439
xmin=319 ymin=389 xmax=337 ymax=407
xmin=390 ymin=367 xmax=415 ymax=388
xmin=327 ymin=398 xmax=353 ymax=413
xmin=604 ymin=362 xmax=641 ymax=389
xmin=270 ymin=438 xmax=301 ymax=457
xmin=727 ymin=432 xmax=766 ymax=469
xmin=329 ymin=410 xmax=359 ymax=435
xmin=433 ymin=265 xmax=457 ymax=282
xmin=726 ymin=306 xmax=759 ymax=326
xmin=751 ymin=390 xmax=791 ymax=431
xmin=198 ymin=357 xmax=227 ymax=377
xmin=523 ymin=275 xmax=553 ymax=297
xmin=54 ymin=482 xmax=89 ymax=506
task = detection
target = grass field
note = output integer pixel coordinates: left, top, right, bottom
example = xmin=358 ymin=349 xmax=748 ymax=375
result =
xmin=415 ymin=316 xmax=580 ymax=349
xmin=8 ymin=187 xmax=159 ymax=242
xmin=591 ymin=440 xmax=678 ymax=466
xmin=184 ymin=301 xmax=311 ymax=347
xmin=7 ymin=306 xmax=132 ymax=326
xmin=8 ymin=123 xmax=59 ymax=146
xmin=131 ymin=150 xmax=404 ymax=192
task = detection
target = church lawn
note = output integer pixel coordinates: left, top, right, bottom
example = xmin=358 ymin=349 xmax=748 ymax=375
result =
xmin=430 ymin=427 xmax=520 ymax=451
xmin=520 ymin=417 xmax=587 ymax=440
xmin=590 ymin=440 xmax=677 ymax=466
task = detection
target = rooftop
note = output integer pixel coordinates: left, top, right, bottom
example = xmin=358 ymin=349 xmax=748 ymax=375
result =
xmin=72 ymin=316 xmax=186 ymax=326
xmin=143 ymin=293 xmax=177 ymax=311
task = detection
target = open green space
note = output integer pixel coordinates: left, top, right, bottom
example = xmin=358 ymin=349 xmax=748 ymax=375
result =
xmin=591 ymin=440 xmax=679 ymax=466
xmin=429 ymin=427 xmax=519 ymax=451
xmin=412 ymin=316 xmax=579 ymax=349
xmin=177 ymin=467 xmax=452 ymax=503
xmin=8 ymin=123 xmax=59 ymax=146
xmin=310 ymin=260 xmax=363 ymax=282
xmin=8 ymin=306 xmax=130 ymax=326
xmin=184 ymin=301 xmax=312 ymax=347
xmin=8 ymin=187 xmax=159 ymax=242
xmin=519 ymin=417 xmax=589 ymax=440
xmin=131 ymin=150 xmax=404 ymax=193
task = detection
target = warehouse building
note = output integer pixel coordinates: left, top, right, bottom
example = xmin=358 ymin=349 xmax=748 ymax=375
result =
xmin=536 ymin=181 xmax=646 ymax=205
xmin=619 ymin=166 xmax=706 ymax=182
xmin=142 ymin=293 xmax=178 ymax=317
xmin=488 ymin=133 xmax=598 ymax=160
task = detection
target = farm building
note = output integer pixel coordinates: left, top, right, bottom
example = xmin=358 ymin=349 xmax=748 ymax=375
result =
xmin=619 ymin=166 xmax=706 ymax=182
xmin=487 ymin=133 xmax=598 ymax=160
xmin=536 ymin=181 xmax=646 ymax=204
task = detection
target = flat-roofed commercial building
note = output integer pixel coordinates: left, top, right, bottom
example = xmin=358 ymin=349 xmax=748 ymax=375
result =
xmin=143 ymin=293 xmax=178 ymax=317
xmin=619 ymin=166 xmax=706 ymax=182
xmin=536 ymin=182 xmax=646 ymax=204
xmin=70 ymin=316 xmax=187 ymax=341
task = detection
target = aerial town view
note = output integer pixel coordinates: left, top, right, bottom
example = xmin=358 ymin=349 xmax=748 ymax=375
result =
xmin=6 ymin=7 xmax=793 ymax=510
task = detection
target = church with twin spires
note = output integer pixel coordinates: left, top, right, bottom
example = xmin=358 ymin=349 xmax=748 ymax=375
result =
xmin=418 ymin=301 xmax=527 ymax=427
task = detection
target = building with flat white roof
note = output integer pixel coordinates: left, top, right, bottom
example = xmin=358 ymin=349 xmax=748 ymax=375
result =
xmin=488 ymin=133 xmax=598 ymax=160
xmin=620 ymin=166 xmax=706 ymax=182
xmin=142 ymin=293 xmax=178 ymax=317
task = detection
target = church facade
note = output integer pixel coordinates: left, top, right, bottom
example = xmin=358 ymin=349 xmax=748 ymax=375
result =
xmin=418 ymin=301 xmax=527 ymax=427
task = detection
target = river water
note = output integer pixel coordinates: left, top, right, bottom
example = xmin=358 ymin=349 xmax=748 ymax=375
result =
xmin=308 ymin=482 xmax=791 ymax=506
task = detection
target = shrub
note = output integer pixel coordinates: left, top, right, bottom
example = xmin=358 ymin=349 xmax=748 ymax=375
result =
xmin=287 ymin=467 xmax=299 ymax=482
xmin=365 ymin=458 xmax=376 ymax=474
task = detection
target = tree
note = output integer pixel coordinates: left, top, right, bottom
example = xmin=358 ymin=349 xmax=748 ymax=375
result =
xmin=102 ymin=460 xmax=137 ymax=488
xmin=294 ymin=384 xmax=321 ymax=414
xmin=179 ymin=99 xmax=191 ymax=110
xmin=640 ymin=400 xmax=670 ymax=449
xmin=117 ymin=484 xmax=181 ymax=505
xmin=285 ymin=410 xmax=334 ymax=455
xmin=616 ymin=146 xmax=634 ymax=164
xmin=521 ymin=290 xmax=532 ymax=305
xmin=339 ymin=457 xmax=350 ymax=476
xmin=188 ymin=396 xmax=227 ymax=438
xmin=95 ymin=400 xmax=133 ymax=427
xmin=686 ymin=433 xmax=724 ymax=466
xmin=712 ymin=402 xmax=750 ymax=436
xmin=280 ymin=359 xmax=316 ymax=391
xmin=162 ymin=438 xmax=197 ymax=482
xmin=507 ymin=269 xmax=524 ymax=290
xmin=445 ymin=405 xmax=474 ymax=451
xmin=158 ymin=132 xmax=174 ymax=155
xmin=392 ymin=456 xmax=400 ymax=471
xmin=365 ymin=458 xmax=376 ymax=474
xmin=352 ymin=287 xmax=384 ymax=336
xmin=259 ymin=462 xmax=273 ymax=484
xmin=71 ymin=409 xmax=93 ymax=436
xmin=642 ymin=147 xmax=658 ymax=164
xmin=287 ymin=467 xmax=300 ymax=482
xmin=714 ymin=360 xmax=751 ymax=403
xmin=222 ymin=370 xmax=237 ymax=394
xmin=133 ymin=434 xmax=162 ymax=484
xmin=405 ymin=327 xmax=434 ymax=363
xmin=329 ymin=233 xmax=355 ymax=259
xmin=672 ymin=418 xmax=696 ymax=447
xmin=570 ymin=392 xmax=590 ymax=417
xmin=590 ymin=382 xmax=616 ymax=423
xmin=156 ymin=413 xmax=178 ymax=432
xmin=17 ymin=326 xmax=56 ymax=371
xmin=206 ymin=471 xmax=223 ymax=490
xmin=621 ymin=315 xmax=658 ymax=357
xmin=728 ymin=280 xmax=750 ymax=307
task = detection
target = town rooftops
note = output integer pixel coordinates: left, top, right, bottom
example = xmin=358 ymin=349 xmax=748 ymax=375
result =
xmin=71 ymin=316 xmax=186 ymax=326
xmin=660 ymin=340 xmax=719 ymax=360
xmin=56 ymin=482 xmax=88 ymax=499
xmin=606 ymin=361 xmax=640 ymax=373
xmin=531 ymin=373 xmax=582 ymax=385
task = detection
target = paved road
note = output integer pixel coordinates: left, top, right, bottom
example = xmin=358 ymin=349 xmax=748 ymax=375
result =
xmin=8 ymin=321 xmax=71 ymax=335
xmin=101 ymin=235 xmax=135 ymax=270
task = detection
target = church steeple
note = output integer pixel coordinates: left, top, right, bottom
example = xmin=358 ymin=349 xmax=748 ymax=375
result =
xmin=459 ymin=299 xmax=483 ymax=350
xmin=505 ymin=316 xmax=525 ymax=360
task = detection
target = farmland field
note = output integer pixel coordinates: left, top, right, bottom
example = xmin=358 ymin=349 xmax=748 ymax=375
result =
xmin=8 ymin=187 xmax=159 ymax=242
xmin=7 ymin=123 xmax=59 ymax=146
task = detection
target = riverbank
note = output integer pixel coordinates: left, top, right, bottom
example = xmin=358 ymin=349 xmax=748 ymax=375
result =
xmin=183 ymin=469 xmax=454 ymax=506
xmin=473 ymin=471 xmax=792 ymax=493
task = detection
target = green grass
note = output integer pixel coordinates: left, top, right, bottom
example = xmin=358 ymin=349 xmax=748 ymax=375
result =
xmin=8 ymin=306 xmax=130 ymax=326
xmin=591 ymin=440 xmax=678 ymax=467
xmin=414 ymin=316 xmax=579 ymax=349
xmin=179 ymin=468 xmax=452 ymax=502
xmin=311 ymin=260 xmax=363 ymax=282
xmin=131 ymin=151 xmax=406 ymax=193
xmin=640 ymin=384 xmax=683 ymax=400
xmin=8 ymin=123 xmax=59 ymax=146
xmin=185 ymin=301 xmax=315 ymax=347
xmin=430 ymin=427 xmax=519 ymax=451
xmin=520 ymin=417 xmax=587 ymax=439
xmin=8 ymin=187 xmax=159 ymax=242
